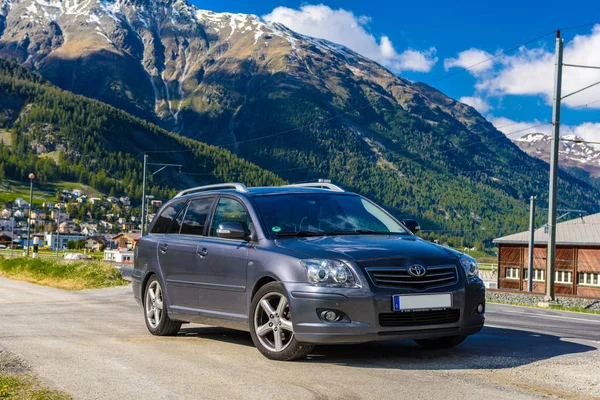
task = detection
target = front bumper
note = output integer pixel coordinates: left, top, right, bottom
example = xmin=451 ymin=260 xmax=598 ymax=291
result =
xmin=285 ymin=278 xmax=485 ymax=345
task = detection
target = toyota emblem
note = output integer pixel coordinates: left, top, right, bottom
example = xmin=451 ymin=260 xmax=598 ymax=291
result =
xmin=408 ymin=264 xmax=427 ymax=277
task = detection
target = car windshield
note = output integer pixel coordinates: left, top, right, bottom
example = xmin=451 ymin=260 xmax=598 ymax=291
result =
xmin=252 ymin=193 xmax=409 ymax=238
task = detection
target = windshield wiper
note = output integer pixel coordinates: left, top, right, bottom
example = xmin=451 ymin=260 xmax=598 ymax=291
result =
xmin=275 ymin=231 xmax=326 ymax=237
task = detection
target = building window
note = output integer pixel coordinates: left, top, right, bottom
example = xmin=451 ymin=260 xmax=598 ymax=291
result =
xmin=506 ymin=268 xmax=519 ymax=279
xmin=578 ymin=273 xmax=600 ymax=287
xmin=554 ymin=271 xmax=572 ymax=284
xmin=524 ymin=269 xmax=545 ymax=281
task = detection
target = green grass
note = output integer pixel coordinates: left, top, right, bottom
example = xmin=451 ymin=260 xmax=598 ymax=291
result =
xmin=0 ymin=257 xmax=128 ymax=290
xmin=0 ymin=179 xmax=104 ymax=206
xmin=0 ymin=374 xmax=70 ymax=399
xmin=488 ymin=299 xmax=600 ymax=315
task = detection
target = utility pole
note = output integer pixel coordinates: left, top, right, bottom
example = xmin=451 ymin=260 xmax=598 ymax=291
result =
xmin=10 ymin=214 xmax=14 ymax=257
xmin=527 ymin=196 xmax=536 ymax=292
xmin=141 ymin=153 xmax=148 ymax=237
xmin=26 ymin=172 xmax=35 ymax=256
xmin=56 ymin=207 xmax=61 ymax=259
xmin=140 ymin=159 xmax=182 ymax=235
xmin=545 ymin=30 xmax=563 ymax=302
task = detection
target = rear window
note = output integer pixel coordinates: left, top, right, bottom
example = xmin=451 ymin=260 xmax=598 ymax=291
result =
xmin=181 ymin=197 xmax=215 ymax=235
xmin=151 ymin=200 xmax=186 ymax=234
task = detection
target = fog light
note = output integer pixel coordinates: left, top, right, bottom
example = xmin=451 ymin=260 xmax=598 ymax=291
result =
xmin=323 ymin=310 xmax=339 ymax=322
xmin=477 ymin=303 xmax=484 ymax=314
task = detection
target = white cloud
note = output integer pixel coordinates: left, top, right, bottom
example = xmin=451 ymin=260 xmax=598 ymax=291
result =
xmin=459 ymin=96 xmax=491 ymax=113
xmin=490 ymin=117 xmax=600 ymax=149
xmin=444 ymin=48 xmax=495 ymax=76
xmin=446 ymin=25 xmax=600 ymax=109
xmin=263 ymin=5 xmax=438 ymax=73
xmin=489 ymin=117 xmax=551 ymax=137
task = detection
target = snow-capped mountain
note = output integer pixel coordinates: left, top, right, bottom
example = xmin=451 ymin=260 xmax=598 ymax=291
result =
xmin=515 ymin=133 xmax=600 ymax=177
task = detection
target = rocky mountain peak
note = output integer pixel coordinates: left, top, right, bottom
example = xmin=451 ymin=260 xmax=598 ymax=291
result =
xmin=514 ymin=132 xmax=600 ymax=177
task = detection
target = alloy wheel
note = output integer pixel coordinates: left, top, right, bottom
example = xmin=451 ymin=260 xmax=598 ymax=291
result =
xmin=145 ymin=280 xmax=164 ymax=329
xmin=253 ymin=292 xmax=294 ymax=352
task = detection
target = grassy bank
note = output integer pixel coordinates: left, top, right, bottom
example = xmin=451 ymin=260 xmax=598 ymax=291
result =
xmin=0 ymin=257 xmax=128 ymax=290
xmin=0 ymin=350 xmax=70 ymax=400
xmin=0 ymin=374 xmax=70 ymax=399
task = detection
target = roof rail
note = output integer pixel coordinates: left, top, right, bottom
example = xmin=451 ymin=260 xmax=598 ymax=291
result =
xmin=284 ymin=182 xmax=345 ymax=192
xmin=175 ymin=183 xmax=249 ymax=198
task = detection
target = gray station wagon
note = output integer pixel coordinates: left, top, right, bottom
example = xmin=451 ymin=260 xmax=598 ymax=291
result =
xmin=132 ymin=182 xmax=485 ymax=360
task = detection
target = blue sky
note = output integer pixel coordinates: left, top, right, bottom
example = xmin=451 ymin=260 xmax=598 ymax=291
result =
xmin=191 ymin=0 xmax=600 ymax=143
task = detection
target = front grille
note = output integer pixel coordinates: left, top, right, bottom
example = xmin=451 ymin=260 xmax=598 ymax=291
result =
xmin=366 ymin=265 xmax=458 ymax=290
xmin=379 ymin=309 xmax=460 ymax=327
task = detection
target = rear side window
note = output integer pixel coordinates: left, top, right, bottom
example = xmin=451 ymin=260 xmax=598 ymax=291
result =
xmin=181 ymin=197 xmax=215 ymax=235
xmin=151 ymin=201 xmax=186 ymax=234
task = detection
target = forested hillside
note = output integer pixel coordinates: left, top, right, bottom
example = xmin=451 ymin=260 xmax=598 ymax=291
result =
xmin=0 ymin=58 xmax=284 ymax=203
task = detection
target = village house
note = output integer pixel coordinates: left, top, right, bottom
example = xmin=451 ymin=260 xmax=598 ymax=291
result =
xmin=42 ymin=202 xmax=54 ymax=209
xmin=1 ymin=209 xmax=11 ymax=218
xmin=50 ymin=210 xmax=69 ymax=222
xmin=44 ymin=232 xmax=86 ymax=250
xmin=112 ymin=232 xmax=141 ymax=250
xmin=150 ymin=200 xmax=163 ymax=207
xmin=14 ymin=198 xmax=29 ymax=208
xmin=84 ymin=236 xmax=106 ymax=251
xmin=493 ymin=212 xmax=600 ymax=298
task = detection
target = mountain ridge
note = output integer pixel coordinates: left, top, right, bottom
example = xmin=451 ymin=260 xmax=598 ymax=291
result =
xmin=1 ymin=0 xmax=600 ymax=246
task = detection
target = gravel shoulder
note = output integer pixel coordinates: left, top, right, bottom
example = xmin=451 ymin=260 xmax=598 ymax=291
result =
xmin=1 ymin=277 xmax=599 ymax=399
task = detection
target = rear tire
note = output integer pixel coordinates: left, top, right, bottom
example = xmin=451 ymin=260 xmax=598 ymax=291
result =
xmin=249 ymin=282 xmax=314 ymax=361
xmin=144 ymin=276 xmax=181 ymax=336
xmin=414 ymin=335 xmax=467 ymax=349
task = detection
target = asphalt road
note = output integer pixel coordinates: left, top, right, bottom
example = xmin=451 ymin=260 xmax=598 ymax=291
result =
xmin=1 ymin=277 xmax=599 ymax=400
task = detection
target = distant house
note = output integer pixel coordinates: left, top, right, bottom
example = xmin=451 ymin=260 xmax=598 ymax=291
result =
xmin=72 ymin=189 xmax=83 ymax=197
xmin=59 ymin=221 xmax=77 ymax=233
xmin=89 ymin=197 xmax=102 ymax=205
xmin=119 ymin=197 xmax=131 ymax=206
xmin=1 ymin=209 xmax=11 ymax=219
xmin=44 ymin=232 xmax=86 ymax=250
xmin=14 ymin=198 xmax=29 ymax=208
xmin=30 ymin=210 xmax=47 ymax=220
xmin=103 ymin=249 xmax=134 ymax=263
xmin=112 ymin=232 xmax=141 ymax=250
xmin=50 ymin=210 xmax=69 ymax=222
xmin=42 ymin=202 xmax=54 ymax=209
xmin=84 ymin=236 xmax=106 ymax=251
xmin=150 ymin=200 xmax=163 ymax=207
xmin=493 ymin=212 xmax=600 ymax=298
xmin=13 ymin=210 xmax=25 ymax=218
xmin=0 ymin=234 xmax=12 ymax=247
xmin=107 ymin=197 xmax=119 ymax=204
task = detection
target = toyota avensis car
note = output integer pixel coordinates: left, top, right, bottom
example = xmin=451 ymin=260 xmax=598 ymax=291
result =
xmin=133 ymin=182 xmax=485 ymax=361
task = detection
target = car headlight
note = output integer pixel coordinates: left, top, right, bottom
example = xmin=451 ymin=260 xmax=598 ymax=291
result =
xmin=460 ymin=254 xmax=479 ymax=279
xmin=302 ymin=259 xmax=358 ymax=287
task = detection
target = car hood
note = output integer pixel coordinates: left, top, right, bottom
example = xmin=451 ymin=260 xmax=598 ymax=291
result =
xmin=274 ymin=235 xmax=460 ymax=267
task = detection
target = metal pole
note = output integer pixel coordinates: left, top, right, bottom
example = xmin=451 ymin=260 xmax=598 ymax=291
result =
xmin=545 ymin=31 xmax=563 ymax=302
xmin=26 ymin=174 xmax=34 ymax=256
xmin=10 ymin=215 xmax=14 ymax=257
xmin=56 ymin=207 xmax=60 ymax=259
xmin=527 ymin=196 xmax=536 ymax=292
xmin=141 ymin=153 xmax=148 ymax=236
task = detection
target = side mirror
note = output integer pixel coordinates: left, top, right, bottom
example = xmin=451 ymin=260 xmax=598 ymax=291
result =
xmin=402 ymin=219 xmax=421 ymax=234
xmin=216 ymin=222 xmax=247 ymax=240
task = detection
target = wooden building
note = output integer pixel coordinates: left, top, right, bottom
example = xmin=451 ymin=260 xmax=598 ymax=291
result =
xmin=493 ymin=212 xmax=600 ymax=298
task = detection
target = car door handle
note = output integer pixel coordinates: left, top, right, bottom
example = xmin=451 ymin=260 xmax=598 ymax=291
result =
xmin=197 ymin=248 xmax=208 ymax=258
xmin=159 ymin=244 xmax=168 ymax=253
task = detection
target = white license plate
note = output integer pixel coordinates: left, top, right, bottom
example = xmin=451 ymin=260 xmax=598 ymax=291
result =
xmin=392 ymin=293 xmax=452 ymax=311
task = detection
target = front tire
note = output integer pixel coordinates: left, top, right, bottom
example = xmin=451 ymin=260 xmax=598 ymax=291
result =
xmin=414 ymin=335 xmax=467 ymax=349
xmin=144 ymin=276 xmax=181 ymax=336
xmin=249 ymin=282 xmax=313 ymax=361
